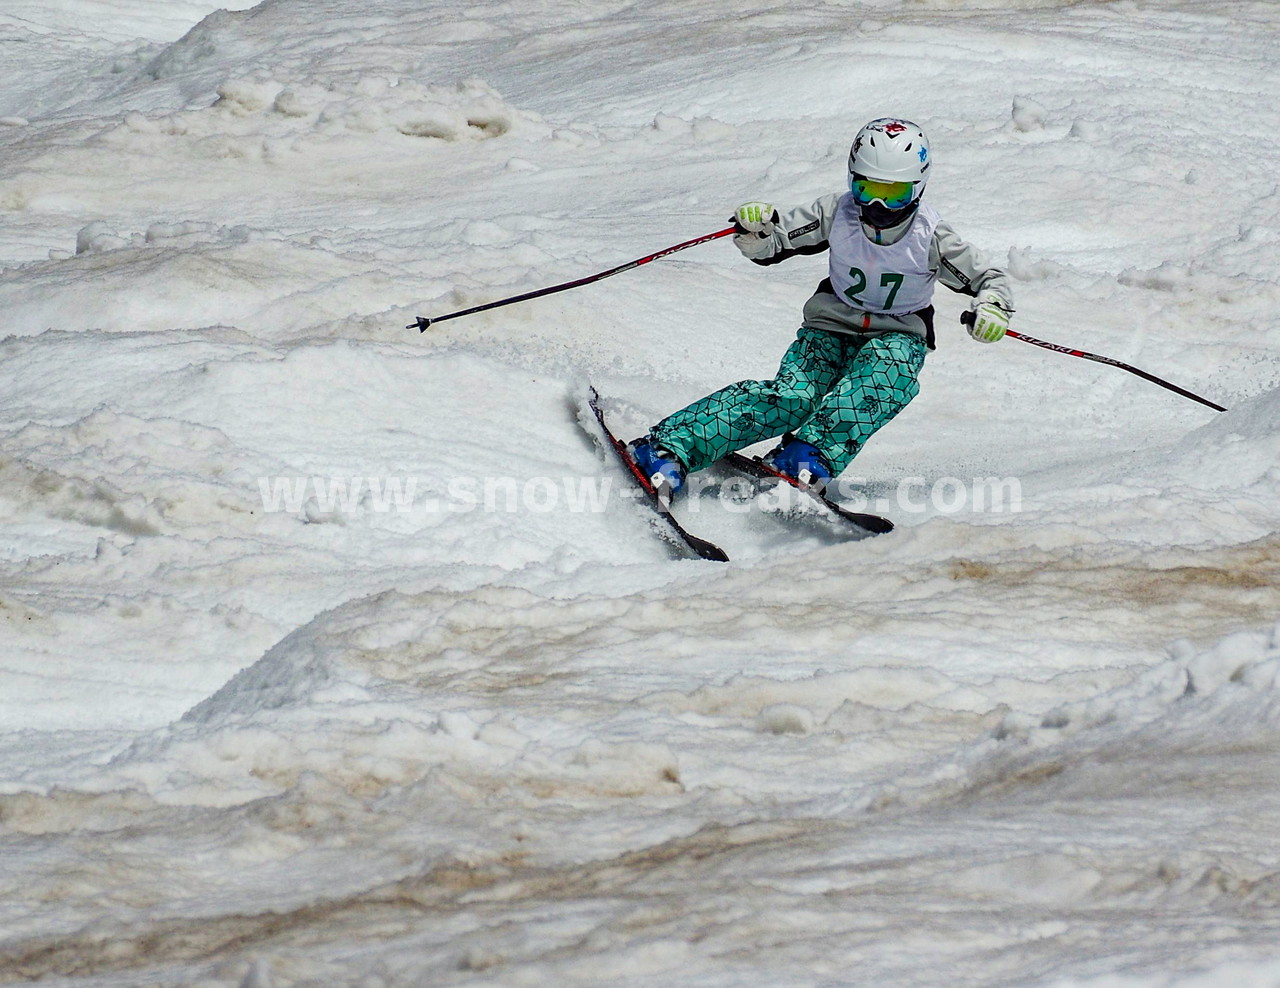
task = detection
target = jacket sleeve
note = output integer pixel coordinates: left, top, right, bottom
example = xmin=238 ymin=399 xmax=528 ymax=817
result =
xmin=735 ymin=193 xmax=842 ymax=266
xmin=931 ymin=220 xmax=1014 ymax=310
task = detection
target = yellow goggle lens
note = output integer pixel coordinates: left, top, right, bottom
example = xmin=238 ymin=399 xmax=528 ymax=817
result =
xmin=850 ymin=177 xmax=916 ymax=209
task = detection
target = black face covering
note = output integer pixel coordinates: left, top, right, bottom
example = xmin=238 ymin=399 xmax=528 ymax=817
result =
xmin=860 ymin=197 xmax=920 ymax=230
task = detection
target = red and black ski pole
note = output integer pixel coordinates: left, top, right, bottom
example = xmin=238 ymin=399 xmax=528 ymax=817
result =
xmin=408 ymin=226 xmax=738 ymax=332
xmin=961 ymin=311 xmax=1226 ymax=412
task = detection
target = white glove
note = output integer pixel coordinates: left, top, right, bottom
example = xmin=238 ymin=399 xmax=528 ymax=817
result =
xmin=967 ymin=294 xmax=1011 ymax=343
xmin=732 ymin=201 xmax=778 ymax=238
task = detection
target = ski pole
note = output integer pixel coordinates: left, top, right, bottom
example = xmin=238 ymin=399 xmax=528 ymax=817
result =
xmin=961 ymin=312 xmax=1226 ymax=412
xmin=408 ymin=226 xmax=738 ymax=332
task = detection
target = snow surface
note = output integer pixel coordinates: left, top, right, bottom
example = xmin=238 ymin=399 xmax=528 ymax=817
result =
xmin=1 ymin=0 xmax=1279 ymax=985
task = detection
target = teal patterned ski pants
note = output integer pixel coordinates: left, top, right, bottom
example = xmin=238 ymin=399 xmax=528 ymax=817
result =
xmin=652 ymin=328 xmax=927 ymax=475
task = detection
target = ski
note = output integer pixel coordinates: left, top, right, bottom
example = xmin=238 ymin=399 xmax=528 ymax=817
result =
xmin=722 ymin=451 xmax=894 ymax=536
xmin=586 ymin=387 xmax=730 ymax=562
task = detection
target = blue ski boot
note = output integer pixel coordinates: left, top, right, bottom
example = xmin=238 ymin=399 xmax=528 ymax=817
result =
xmin=766 ymin=439 xmax=833 ymax=492
xmin=626 ymin=437 xmax=687 ymax=503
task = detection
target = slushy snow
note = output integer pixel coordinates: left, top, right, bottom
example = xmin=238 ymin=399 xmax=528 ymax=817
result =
xmin=1 ymin=0 xmax=1279 ymax=986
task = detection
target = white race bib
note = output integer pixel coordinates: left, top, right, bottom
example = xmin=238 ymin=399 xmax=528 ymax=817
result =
xmin=828 ymin=195 xmax=939 ymax=315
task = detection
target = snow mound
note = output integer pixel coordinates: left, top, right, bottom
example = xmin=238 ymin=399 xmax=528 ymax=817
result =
xmin=140 ymin=6 xmax=263 ymax=82
xmin=1 ymin=0 xmax=260 ymax=45
xmin=10 ymin=233 xmax=387 ymax=336
xmin=1182 ymin=384 xmax=1280 ymax=447
xmin=92 ymin=584 xmax=688 ymax=811
xmin=869 ymin=621 xmax=1280 ymax=813
xmin=0 ymin=448 xmax=164 ymax=539
xmin=1048 ymin=957 xmax=1280 ymax=988
xmin=114 ymin=74 xmax=540 ymax=152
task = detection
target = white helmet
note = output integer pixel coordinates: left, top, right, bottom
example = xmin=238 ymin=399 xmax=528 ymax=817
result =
xmin=847 ymin=117 xmax=931 ymax=228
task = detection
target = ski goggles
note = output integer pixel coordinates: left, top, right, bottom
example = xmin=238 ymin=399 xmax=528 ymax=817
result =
xmin=850 ymin=175 xmax=917 ymax=210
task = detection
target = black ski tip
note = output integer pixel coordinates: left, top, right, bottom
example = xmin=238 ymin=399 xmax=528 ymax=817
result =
xmin=687 ymin=537 xmax=730 ymax=563
xmin=723 ymin=452 xmax=893 ymax=537
xmin=855 ymin=513 xmax=895 ymax=535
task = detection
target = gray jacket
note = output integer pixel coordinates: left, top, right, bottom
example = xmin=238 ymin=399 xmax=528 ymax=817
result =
xmin=738 ymin=193 xmax=1013 ymax=348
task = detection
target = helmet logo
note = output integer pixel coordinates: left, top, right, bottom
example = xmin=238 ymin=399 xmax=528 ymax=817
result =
xmin=918 ymin=146 xmax=928 ymax=163
xmin=882 ymin=120 xmax=907 ymax=137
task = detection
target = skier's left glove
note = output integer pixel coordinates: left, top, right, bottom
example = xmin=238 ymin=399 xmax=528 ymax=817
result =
xmin=966 ymin=293 xmax=1011 ymax=343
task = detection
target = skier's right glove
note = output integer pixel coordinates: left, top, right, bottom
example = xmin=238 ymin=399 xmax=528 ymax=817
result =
xmin=732 ymin=201 xmax=778 ymax=240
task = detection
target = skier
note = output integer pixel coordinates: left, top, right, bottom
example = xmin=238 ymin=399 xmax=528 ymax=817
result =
xmin=627 ymin=117 xmax=1014 ymax=500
